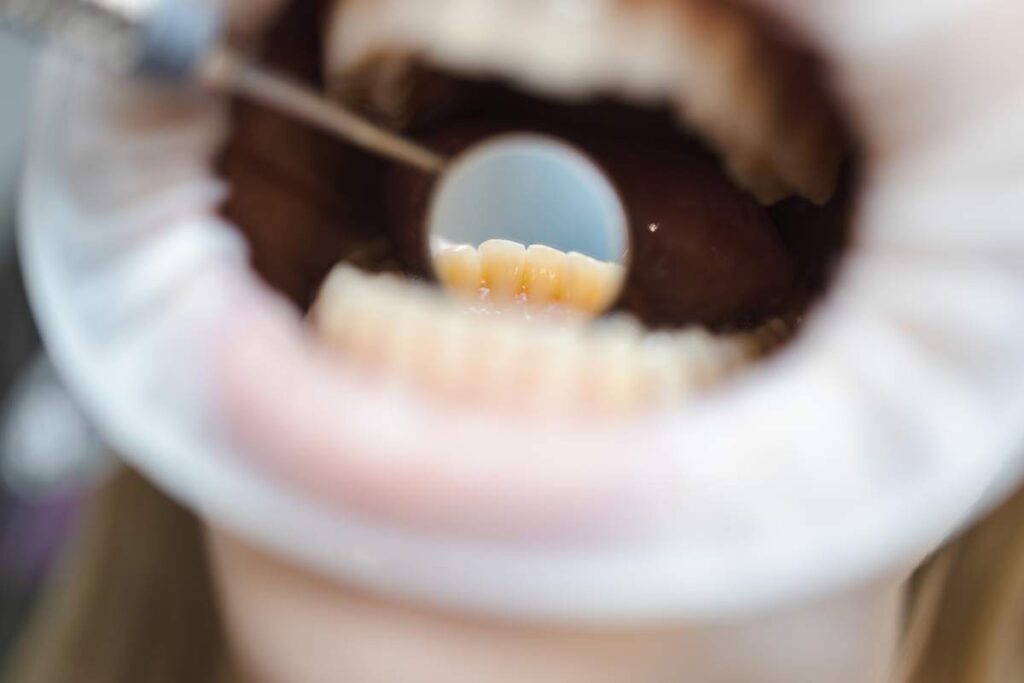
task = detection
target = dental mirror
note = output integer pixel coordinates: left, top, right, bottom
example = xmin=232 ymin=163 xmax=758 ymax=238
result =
xmin=1 ymin=4 xmax=631 ymax=316
xmin=209 ymin=63 xmax=630 ymax=317
xmin=427 ymin=135 xmax=630 ymax=315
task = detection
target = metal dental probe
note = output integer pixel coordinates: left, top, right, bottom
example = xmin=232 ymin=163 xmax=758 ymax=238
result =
xmin=0 ymin=0 xmax=447 ymax=174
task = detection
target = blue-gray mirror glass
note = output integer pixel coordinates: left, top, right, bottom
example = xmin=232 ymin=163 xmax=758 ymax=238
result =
xmin=428 ymin=136 xmax=628 ymax=262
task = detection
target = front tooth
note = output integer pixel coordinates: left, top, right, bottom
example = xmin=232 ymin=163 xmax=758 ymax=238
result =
xmin=564 ymin=252 xmax=625 ymax=313
xmin=596 ymin=262 xmax=626 ymax=311
xmin=527 ymin=326 xmax=586 ymax=413
xmin=676 ymin=329 xmax=728 ymax=387
xmin=470 ymin=317 xmax=530 ymax=401
xmin=434 ymin=244 xmax=482 ymax=296
xmin=587 ymin=320 xmax=643 ymax=413
xmin=424 ymin=311 xmax=474 ymax=394
xmin=564 ymin=252 xmax=597 ymax=310
xmin=524 ymin=244 xmax=567 ymax=305
xmin=639 ymin=333 xmax=695 ymax=405
xmin=479 ymin=238 xmax=526 ymax=300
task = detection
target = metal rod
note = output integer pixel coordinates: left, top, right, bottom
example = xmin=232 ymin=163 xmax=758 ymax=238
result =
xmin=202 ymin=47 xmax=446 ymax=175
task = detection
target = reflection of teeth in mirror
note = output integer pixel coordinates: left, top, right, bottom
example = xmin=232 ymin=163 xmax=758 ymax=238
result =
xmin=433 ymin=239 xmax=624 ymax=315
xmin=434 ymin=243 xmax=482 ymax=295
xmin=564 ymin=250 xmax=624 ymax=313
xmin=524 ymin=244 xmax=566 ymax=304
xmin=478 ymin=238 xmax=527 ymax=301
xmin=314 ymin=266 xmax=790 ymax=414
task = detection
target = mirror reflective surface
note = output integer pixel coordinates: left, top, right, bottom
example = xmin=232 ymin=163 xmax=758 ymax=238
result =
xmin=427 ymin=135 xmax=629 ymax=315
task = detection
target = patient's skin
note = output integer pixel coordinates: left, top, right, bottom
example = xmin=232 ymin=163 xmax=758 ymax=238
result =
xmin=207 ymin=528 xmax=686 ymax=682
xmin=2 ymin=467 xmax=899 ymax=683
xmin=206 ymin=527 xmax=900 ymax=683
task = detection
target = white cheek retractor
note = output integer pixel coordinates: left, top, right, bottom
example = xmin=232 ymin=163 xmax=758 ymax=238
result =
xmin=17 ymin=0 xmax=1024 ymax=680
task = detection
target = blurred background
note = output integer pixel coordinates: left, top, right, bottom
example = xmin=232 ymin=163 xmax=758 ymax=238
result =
xmin=0 ymin=34 xmax=44 ymax=668
xmin=0 ymin=35 xmax=107 ymax=672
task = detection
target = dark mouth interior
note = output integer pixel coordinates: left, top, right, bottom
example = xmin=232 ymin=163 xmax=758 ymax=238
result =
xmin=219 ymin=1 xmax=856 ymax=335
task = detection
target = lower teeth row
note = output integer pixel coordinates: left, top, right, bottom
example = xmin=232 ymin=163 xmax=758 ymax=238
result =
xmin=312 ymin=265 xmax=790 ymax=415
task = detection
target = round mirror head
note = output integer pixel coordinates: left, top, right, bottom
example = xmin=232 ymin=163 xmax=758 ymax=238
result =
xmin=427 ymin=135 xmax=629 ymax=315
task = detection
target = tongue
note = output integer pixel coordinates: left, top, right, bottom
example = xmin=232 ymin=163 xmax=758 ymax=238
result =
xmin=386 ymin=120 xmax=796 ymax=330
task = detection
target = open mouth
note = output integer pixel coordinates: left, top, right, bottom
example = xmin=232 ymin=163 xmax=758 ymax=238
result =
xmin=219 ymin=0 xmax=857 ymax=417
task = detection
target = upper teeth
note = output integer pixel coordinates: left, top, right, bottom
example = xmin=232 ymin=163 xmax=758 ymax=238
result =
xmin=325 ymin=0 xmax=845 ymax=205
xmin=312 ymin=265 xmax=790 ymax=415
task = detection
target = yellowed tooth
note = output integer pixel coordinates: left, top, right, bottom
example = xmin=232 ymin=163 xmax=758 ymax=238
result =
xmin=321 ymin=271 xmax=398 ymax=365
xmin=594 ymin=261 xmax=625 ymax=312
xmin=639 ymin=333 xmax=696 ymax=405
xmin=678 ymin=329 xmax=730 ymax=387
xmin=311 ymin=267 xmax=352 ymax=343
xmin=587 ymin=319 xmax=644 ymax=412
xmin=564 ymin=252 xmax=624 ymax=313
xmin=434 ymin=244 xmax=482 ymax=296
xmin=526 ymin=326 xmax=585 ymax=413
xmin=425 ymin=312 xmax=475 ymax=394
xmin=479 ymin=238 xmax=526 ymax=300
xmin=436 ymin=240 xmax=620 ymax=316
xmin=564 ymin=251 xmax=597 ymax=311
xmin=524 ymin=244 xmax=567 ymax=306
xmin=468 ymin=316 xmax=531 ymax=402
xmin=381 ymin=293 xmax=438 ymax=379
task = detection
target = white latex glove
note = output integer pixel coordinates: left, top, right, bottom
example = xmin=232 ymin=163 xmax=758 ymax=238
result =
xmin=17 ymin=0 xmax=1024 ymax=680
